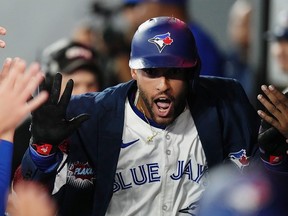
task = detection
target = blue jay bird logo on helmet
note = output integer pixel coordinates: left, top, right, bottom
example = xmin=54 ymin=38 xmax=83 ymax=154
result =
xmin=148 ymin=32 xmax=173 ymax=53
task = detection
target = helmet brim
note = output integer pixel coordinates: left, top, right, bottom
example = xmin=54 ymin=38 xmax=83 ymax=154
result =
xmin=129 ymin=54 xmax=198 ymax=69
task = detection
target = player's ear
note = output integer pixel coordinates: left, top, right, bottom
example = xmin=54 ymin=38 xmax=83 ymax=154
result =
xmin=131 ymin=69 xmax=137 ymax=80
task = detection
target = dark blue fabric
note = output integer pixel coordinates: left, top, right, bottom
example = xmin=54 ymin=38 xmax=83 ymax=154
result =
xmin=189 ymin=22 xmax=225 ymax=77
xmin=224 ymin=49 xmax=255 ymax=103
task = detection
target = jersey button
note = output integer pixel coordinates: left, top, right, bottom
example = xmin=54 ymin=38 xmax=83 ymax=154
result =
xmin=165 ymin=134 xmax=170 ymax=140
xmin=162 ymin=205 xmax=168 ymax=211
xmin=166 ymin=150 xmax=171 ymax=155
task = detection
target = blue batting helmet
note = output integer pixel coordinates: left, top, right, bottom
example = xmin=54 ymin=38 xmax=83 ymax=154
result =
xmin=129 ymin=16 xmax=200 ymax=70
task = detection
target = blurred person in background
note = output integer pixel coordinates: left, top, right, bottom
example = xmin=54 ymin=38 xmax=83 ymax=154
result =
xmin=224 ymin=0 xmax=256 ymax=104
xmin=84 ymin=0 xmax=227 ymax=83
xmin=71 ymin=17 xmax=104 ymax=51
xmin=120 ymin=0 xmax=226 ymax=77
xmin=268 ymin=10 xmax=288 ymax=78
xmin=41 ymin=38 xmax=104 ymax=95
xmin=72 ymin=2 xmax=131 ymax=87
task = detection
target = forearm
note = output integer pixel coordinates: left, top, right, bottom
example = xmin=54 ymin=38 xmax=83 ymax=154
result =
xmin=0 ymin=130 xmax=14 ymax=143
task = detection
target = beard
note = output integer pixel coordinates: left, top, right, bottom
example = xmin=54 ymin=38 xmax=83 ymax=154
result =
xmin=137 ymin=86 xmax=187 ymax=126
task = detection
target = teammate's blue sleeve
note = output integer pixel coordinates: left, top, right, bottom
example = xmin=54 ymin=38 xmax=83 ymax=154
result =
xmin=0 ymin=139 xmax=13 ymax=215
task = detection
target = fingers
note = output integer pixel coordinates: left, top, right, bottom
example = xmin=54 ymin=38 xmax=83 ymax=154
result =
xmin=0 ymin=58 xmax=48 ymax=135
xmin=2 ymin=58 xmax=42 ymax=99
xmin=0 ymin=26 xmax=6 ymax=35
xmin=0 ymin=26 xmax=6 ymax=48
xmin=27 ymin=92 xmax=49 ymax=113
xmin=19 ymin=62 xmax=48 ymax=112
xmin=1 ymin=58 xmax=26 ymax=90
xmin=257 ymin=85 xmax=288 ymax=119
xmin=68 ymin=113 xmax=90 ymax=132
xmin=258 ymin=85 xmax=287 ymax=119
xmin=257 ymin=109 xmax=279 ymax=128
xmin=264 ymin=85 xmax=288 ymax=109
xmin=0 ymin=40 xmax=5 ymax=48
xmin=59 ymin=79 xmax=73 ymax=109
xmin=0 ymin=58 xmax=12 ymax=84
xmin=257 ymin=84 xmax=288 ymax=138
xmin=15 ymin=62 xmax=41 ymax=94
xmin=50 ymin=73 xmax=62 ymax=104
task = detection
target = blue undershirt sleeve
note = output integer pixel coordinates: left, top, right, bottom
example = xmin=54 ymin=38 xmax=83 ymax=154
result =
xmin=29 ymin=145 xmax=62 ymax=172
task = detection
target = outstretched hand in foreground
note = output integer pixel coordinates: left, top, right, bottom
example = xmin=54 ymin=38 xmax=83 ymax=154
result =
xmin=0 ymin=58 xmax=48 ymax=141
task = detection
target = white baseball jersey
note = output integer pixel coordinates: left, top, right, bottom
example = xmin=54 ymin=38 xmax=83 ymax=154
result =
xmin=105 ymin=98 xmax=209 ymax=216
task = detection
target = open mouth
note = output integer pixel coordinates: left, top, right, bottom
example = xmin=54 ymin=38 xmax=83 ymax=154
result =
xmin=154 ymin=97 xmax=172 ymax=117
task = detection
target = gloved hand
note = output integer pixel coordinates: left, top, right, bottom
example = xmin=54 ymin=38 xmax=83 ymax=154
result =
xmin=30 ymin=73 xmax=89 ymax=153
xmin=258 ymin=125 xmax=287 ymax=156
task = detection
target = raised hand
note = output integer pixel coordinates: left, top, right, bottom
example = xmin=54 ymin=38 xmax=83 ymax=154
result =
xmin=30 ymin=73 xmax=90 ymax=150
xmin=257 ymin=85 xmax=288 ymax=156
xmin=0 ymin=58 xmax=48 ymax=141
xmin=257 ymin=85 xmax=288 ymax=138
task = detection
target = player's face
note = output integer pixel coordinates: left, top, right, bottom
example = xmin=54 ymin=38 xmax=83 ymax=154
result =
xmin=132 ymin=68 xmax=189 ymax=126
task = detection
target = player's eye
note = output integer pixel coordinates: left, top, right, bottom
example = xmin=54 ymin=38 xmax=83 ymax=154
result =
xmin=140 ymin=68 xmax=161 ymax=78
xmin=139 ymin=68 xmax=193 ymax=80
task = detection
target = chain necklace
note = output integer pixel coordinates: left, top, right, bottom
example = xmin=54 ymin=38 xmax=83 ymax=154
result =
xmin=134 ymin=89 xmax=159 ymax=143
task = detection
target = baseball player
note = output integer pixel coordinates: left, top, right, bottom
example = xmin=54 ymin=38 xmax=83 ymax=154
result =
xmin=17 ymin=17 xmax=260 ymax=216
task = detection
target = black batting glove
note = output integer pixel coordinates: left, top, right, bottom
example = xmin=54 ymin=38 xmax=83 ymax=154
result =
xmin=30 ymin=73 xmax=90 ymax=154
xmin=258 ymin=120 xmax=287 ymax=164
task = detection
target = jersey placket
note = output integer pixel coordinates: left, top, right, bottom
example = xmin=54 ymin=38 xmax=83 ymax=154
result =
xmin=159 ymin=128 xmax=176 ymax=216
